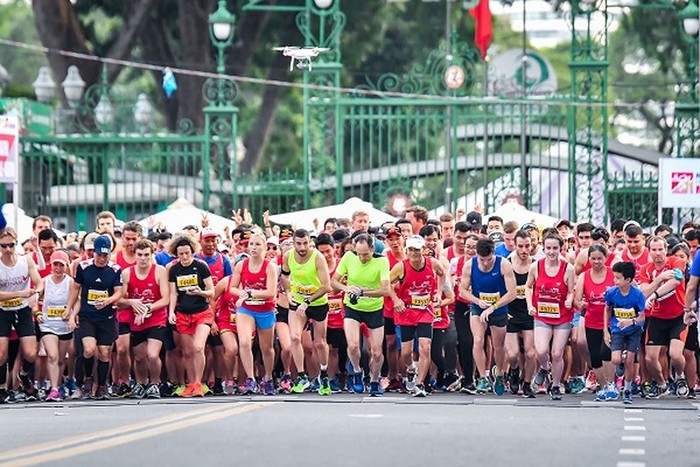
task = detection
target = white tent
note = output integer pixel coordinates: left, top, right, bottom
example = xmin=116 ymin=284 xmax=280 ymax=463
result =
xmin=139 ymin=198 xmax=237 ymax=235
xmin=2 ymin=204 xmax=65 ymax=242
xmin=269 ymin=197 xmax=397 ymax=231
xmin=484 ymin=200 xmax=559 ymax=229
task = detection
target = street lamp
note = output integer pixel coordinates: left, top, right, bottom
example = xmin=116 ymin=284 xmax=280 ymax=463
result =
xmin=209 ymin=0 xmax=236 ymax=73
xmin=680 ymin=0 xmax=700 ymax=37
xmin=32 ymin=66 xmax=56 ymax=103
xmin=61 ymin=65 xmax=86 ymax=108
xmin=313 ymin=0 xmax=334 ymax=9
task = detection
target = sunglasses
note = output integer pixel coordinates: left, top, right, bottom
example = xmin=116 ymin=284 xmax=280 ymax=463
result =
xmin=520 ymin=223 xmax=537 ymax=232
xmin=0 ymin=243 xmax=16 ymax=249
xmin=52 ymin=262 xmax=66 ymax=266
xmin=267 ymin=245 xmax=278 ymax=251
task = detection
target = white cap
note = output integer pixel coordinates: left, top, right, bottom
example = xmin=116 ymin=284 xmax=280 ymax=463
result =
xmin=406 ymin=235 xmax=425 ymax=250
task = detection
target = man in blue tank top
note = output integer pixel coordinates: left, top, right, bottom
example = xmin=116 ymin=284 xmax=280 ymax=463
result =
xmin=459 ymin=238 xmax=517 ymax=395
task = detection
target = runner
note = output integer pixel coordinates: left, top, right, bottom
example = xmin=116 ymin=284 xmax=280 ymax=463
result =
xmin=228 ymin=233 xmax=278 ymax=395
xmin=620 ymin=224 xmax=650 ymax=282
xmin=383 ymin=226 xmax=405 ymax=392
xmin=119 ymin=239 xmax=169 ymax=399
xmin=460 ymin=238 xmax=517 ymax=395
xmin=526 ymin=232 xmax=576 ymax=400
xmin=281 ymin=229 xmax=332 ymax=395
xmin=67 ymin=235 xmax=123 ymax=400
xmin=275 ymin=235 xmax=294 ymax=393
xmin=390 ymin=235 xmax=446 ymax=396
xmin=331 ymin=233 xmax=390 ymax=396
xmin=506 ymin=230 xmax=537 ymax=398
xmin=167 ymin=235 xmax=215 ymax=398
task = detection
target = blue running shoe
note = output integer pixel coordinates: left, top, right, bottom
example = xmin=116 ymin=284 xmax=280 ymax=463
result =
xmin=605 ymin=383 xmax=619 ymax=401
xmin=594 ymin=387 xmax=606 ymax=402
xmin=329 ymin=377 xmax=342 ymax=394
xmin=352 ymin=371 xmax=365 ymax=394
xmin=622 ymin=390 xmax=633 ymax=404
xmin=369 ymin=381 xmax=382 ymax=397
xmin=493 ymin=375 xmax=505 ymax=396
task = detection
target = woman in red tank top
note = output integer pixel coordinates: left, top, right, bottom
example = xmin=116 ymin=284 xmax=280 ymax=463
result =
xmin=526 ymin=233 xmax=576 ymax=400
xmin=574 ymin=244 xmax=615 ymax=391
xmin=213 ymin=275 xmax=239 ymax=394
xmin=228 ymin=233 xmax=278 ymax=394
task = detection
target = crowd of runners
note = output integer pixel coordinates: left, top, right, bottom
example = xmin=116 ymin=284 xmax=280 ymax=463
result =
xmin=0 ymin=204 xmax=698 ymax=405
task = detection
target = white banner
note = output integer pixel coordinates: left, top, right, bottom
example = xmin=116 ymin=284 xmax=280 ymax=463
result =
xmin=0 ymin=116 xmax=20 ymax=185
xmin=658 ymin=157 xmax=700 ymax=209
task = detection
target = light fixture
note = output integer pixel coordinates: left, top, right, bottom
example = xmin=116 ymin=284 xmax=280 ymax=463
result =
xmin=32 ymin=66 xmax=56 ymax=103
xmin=61 ymin=65 xmax=86 ymax=108
xmin=209 ymin=0 xmax=236 ymax=44
xmin=95 ymin=94 xmax=114 ymax=127
xmin=313 ymin=0 xmax=334 ymax=9
xmin=133 ymin=93 xmax=154 ymax=128
xmin=679 ymin=0 xmax=700 ymax=37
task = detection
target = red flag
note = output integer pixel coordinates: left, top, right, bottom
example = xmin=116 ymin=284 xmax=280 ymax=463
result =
xmin=470 ymin=0 xmax=493 ymax=60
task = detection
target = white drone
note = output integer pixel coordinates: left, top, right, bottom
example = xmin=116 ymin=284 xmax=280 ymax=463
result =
xmin=273 ymin=46 xmax=330 ymax=71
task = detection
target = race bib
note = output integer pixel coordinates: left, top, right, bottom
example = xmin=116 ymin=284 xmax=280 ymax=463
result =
xmin=537 ymin=302 xmax=560 ymax=319
xmin=434 ymin=307 xmax=442 ymax=322
xmin=87 ymin=289 xmax=109 ymax=306
xmin=328 ymin=299 xmax=343 ymax=314
xmin=176 ymin=274 xmax=198 ymax=290
xmin=46 ymin=306 xmax=65 ymax=319
xmin=410 ymin=293 xmax=431 ymax=309
xmin=294 ymin=284 xmax=317 ymax=297
xmin=516 ymin=286 xmax=526 ymax=300
xmin=614 ymin=307 xmax=635 ymax=320
xmin=229 ymin=313 xmax=237 ymax=325
xmin=479 ymin=292 xmax=500 ymax=304
xmin=245 ymin=298 xmax=265 ymax=306
xmin=1 ymin=297 xmax=23 ymax=308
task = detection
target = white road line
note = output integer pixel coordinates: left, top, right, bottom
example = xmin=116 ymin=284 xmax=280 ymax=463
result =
xmin=624 ymin=417 xmax=644 ymax=422
xmin=624 ymin=425 xmax=646 ymax=431
xmin=617 ymin=462 xmax=645 ymax=467
xmin=619 ymin=448 xmax=645 ymax=455
xmin=624 ymin=409 xmax=643 ymax=413
xmin=348 ymin=414 xmax=384 ymax=418
xmin=621 ymin=436 xmax=645 ymax=442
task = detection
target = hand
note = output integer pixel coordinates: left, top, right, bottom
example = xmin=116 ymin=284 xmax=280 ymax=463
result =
xmin=235 ymin=297 xmax=246 ymax=308
xmin=65 ymin=232 xmax=78 ymax=243
xmin=645 ymin=295 xmax=655 ymax=309
xmin=186 ymin=287 xmax=201 ymax=296
xmin=312 ymin=218 xmax=319 ymax=230
xmin=564 ymin=299 xmax=573 ymax=309
xmin=393 ymin=299 xmax=405 ymax=313
xmin=62 ymin=309 xmax=70 ymax=321
xmin=223 ymin=226 xmax=230 ymax=237
xmin=131 ymin=299 xmax=149 ymax=315
xmin=168 ymin=312 xmax=176 ymax=325
xmin=147 ymin=216 xmax=156 ymax=229
xmin=579 ymin=298 xmax=588 ymax=309
xmin=659 ymin=270 xmax=675 ymax=281
xmin=528 ymin=306 xmax=536 ymax=316
xmin=455 ymin=208 xmax=465 ymax=221
xmin=684 ymin=310 xmax=698 ymax=326
xmin=23 ymin=288 xmax=37 ymax=298
xmin=34 ymin=312 xmax=44 ymax=324
xmin=473 ymin=203 xmax=483 ymax=214
xmin=619 ymin=319 xmax=631 ymax=329
xmin=134 ymin=313 xmax=145 ymax=327
xmin=603 ymin=331 xmax=611 ymax=347
xmin=68 ymin=315 xmax=79 ymax=331
xmin=94 ymin=299 xmax=108 ymax=310
xmin=201 ymin=212 xmax=210 ymax=228
xmin=243 ymin=209 xmax=252 ymax=225
xmin=294 ymin=302 xmax=309 ymax=314
xmin=346 ymin=285 xmax=362 ymax=296
xmin=210 ymin=322 xmax=220 ymax=336
xmin=480 ymin=307 xmax=492 ymax=324
xmin=263 ymin=210 xmax=270 ymax=224
xmin=232 ymin=209 xmax=243 ymax=225
xmin=477 ymin=300 xmax=490 ymax=310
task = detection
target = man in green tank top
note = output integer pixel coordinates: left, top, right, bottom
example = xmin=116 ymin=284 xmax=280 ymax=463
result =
xmin=281 ymin=229 xmax=332 ymax=395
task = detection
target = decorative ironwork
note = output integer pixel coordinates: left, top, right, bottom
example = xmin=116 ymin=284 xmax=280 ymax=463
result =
xmin=202 ymin=77 xmax=239 ymax=105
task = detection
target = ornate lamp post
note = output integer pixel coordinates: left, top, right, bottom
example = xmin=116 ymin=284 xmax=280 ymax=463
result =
xmin=675 ymin=0 xmax=699 ymax=160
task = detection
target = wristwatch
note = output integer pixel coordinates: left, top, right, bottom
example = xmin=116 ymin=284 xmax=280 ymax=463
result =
xmin=303 ymin=298 xmax=311 ymax=305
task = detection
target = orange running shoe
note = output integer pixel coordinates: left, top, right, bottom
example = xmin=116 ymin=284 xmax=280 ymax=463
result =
xmin=180 ymin=383 xmax=196 ymax=398
xmin=192 ymin=383 xmax=205 ymax=398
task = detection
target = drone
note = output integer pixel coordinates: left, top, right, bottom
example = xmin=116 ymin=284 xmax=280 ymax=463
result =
xmin=272 ymin=46 xmax=330 ymax=71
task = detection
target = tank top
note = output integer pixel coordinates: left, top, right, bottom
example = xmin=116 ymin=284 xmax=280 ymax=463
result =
xmin=621 ymin=248 xmax=650 ymax=282
xmin=454 ymin=255 xmax=469 ymax=304
xmin=397 ymin=258 xmax=437 ymax=313
xmin=533 ymin=259 xmax=572 ymax=325
xmin=582 ymin=267 xmax=615 ymax=330
xmin=128 ymin=264 xmax=167 ymax=331
xmin=581 ymin=250 xmax=616 ymax=274
xmin=470 ymin=256 xmax=508 ymax=315
xmin=240 ymin=258 xmax=275 ymax=312
xmin=39 ymin=275 xmax=72 ymax=335
xmin=197 ymin=253 xmax=226 ymax=286
xmin=216 ymin=275 xmax=238 ymax=332
xmin=0 ymin=255 xmax=30 ymax=311
xmin=289 ymin=249 xmax=327 ymax=306
xmin=509 ymin=260 xmax=530 ymax=322
xmin=116 ymin=251 xmax=137 ymax=324
xmin=33 ymin=252 xmax=52 ymax=278
xmin=327 ymin=264 xmax=345 ymax=329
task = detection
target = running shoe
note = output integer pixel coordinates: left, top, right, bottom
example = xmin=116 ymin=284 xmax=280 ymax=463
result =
xmin=385 ymin=378 xmax=404 ymax=393
xmin=213 ymin=379 xmax=225 ymax=396
xmin=605 ymin=383 xmax=619 ymax=401
xmin=279 ymin=374 xmax=293 ymax=394
xmin=11 ymin=389 xmax=25 ymax=402
xmin=200 ymin=383 xmax=212 ymax=396
xmin=475 ymin=377 xmax=491 ymax=395
xmin=223 ymin=380 xmax=237 ymax=396
xmin=550 ymin=385 xmax=562 ymax=400
xmin=146 ymin=383 xmax=161 ymax=399
xmin=351 ymin=371 xmax=365 ymax=394
xmin=493 ymin=374 xmax=505 ymax=396
xmin=94 ymin=385 xmax=110 ymax=400
xmin=676 ymin=377 xmax=690 ymax=398
xmin=534 ymin=368 xmax=548 ymax=387
xmin=329 ymin=377 xmax=342 ymax=393
xmin=522 ymin=382 xmax=535 ymax=399
xmin=646 ymin=381 xmax=660 ymax=399
xmin=413 ymin=384 xmax=427 ymax=397
xmin=585 ymin=371 xmax=598 ymax=392
xmin=70 ymin=387 xmax=84 ymax=400
xmin=46 ymin=388 xmax=63 ymax=402
xmin=570 ymin=377 xmax=586 ymax=395
xmin=37 ymin=387 xmax=47 ymax=402
xmin=687 ymin=388 xmax=696 ymax=399
xmin=291 ymin=374 xmax=310 ymax=394
xmin=404 ymin=371 xmax=417 ymax=393
xmin=631 ymin=380 xmax=640 ymax=396
xmin=310 ymin=378 xmax=320 ymax=392
xmin=0 ymin=387 xmax=8 ymax=404
xmin=443 ymin=373 xmax=459 ymax=391
xmin=160 ymin=383 xmax=174 ymax=398
xmin=180 ymin=383 xmax=197 ymax=398
xmin=460 ymin=383 xmax=477 ymax=395
xmin=369 ymin=381 xmax=383 ymax=397
xmin=508 ymin=368 xmax=521 ymax=395
xmin=19 ymin=372 xmax=37 ymax=400
xmin=318 ymin=374 xmax=332 ymax=396
xmin=594 ymin=387 xmax=606 ymax=402
xmin=262 ymin=379 xmax=276 ymax=396
xmin=192 ymin=383 xmax=205 ymax=398
xmin=447 ymin=376 xmax=463 ymax=393
xmin=115 ymin=382 xmax=131 ymax=398
xmin=130 ymin=383 xmax=146 ymax=399
xmin=244 ymin=378 xmax=259 ymax=395
xmin=622 ymin=390 xmax=633 ymax=404
xmin=640 ymin=381 xmax=652 ymax=399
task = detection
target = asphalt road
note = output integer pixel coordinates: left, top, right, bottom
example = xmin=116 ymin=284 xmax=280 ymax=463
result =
xmin=1 ymin=393 xmax=698 ymax=467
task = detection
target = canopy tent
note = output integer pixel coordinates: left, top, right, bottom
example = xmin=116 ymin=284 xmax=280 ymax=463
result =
xmin=2 ymin=204 xmax=65 ymax=242
xmin=138 ymin=198 xmax=237 ymax=235
xmin=484 ymin=200 xmax=559 ymax=229
xmin=269 ymin=197 xmax=397 ymax=231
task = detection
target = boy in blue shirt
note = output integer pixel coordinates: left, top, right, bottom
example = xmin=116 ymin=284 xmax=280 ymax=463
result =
xmin=604 ymin=261 xmax=647 ymax=404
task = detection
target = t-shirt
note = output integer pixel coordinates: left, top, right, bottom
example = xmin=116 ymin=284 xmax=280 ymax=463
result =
xmin=155 ymin=251 xmax=176 ymax=267
xmin=335 ymin=251 xmax=389 ymax=312
xmin=74 ymin=259 xmax=122 ymax=322
xmin=691 ymin=249 xmax=700 ymax=303
xmin=494 ymin=243 xmax=513 ymax=258
xmin=604 ymin=286 xmax=646 ymax=334
xmin=168 ymin=259 xmax=212 ymax=314
xmin=639 ymin=257 xmax=686 ymax=320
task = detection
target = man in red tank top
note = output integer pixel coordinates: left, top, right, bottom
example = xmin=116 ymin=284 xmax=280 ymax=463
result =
xmin=620 ymin=224 xmax=650 ymax=284
xmin=382 ymin=226 xmax=405 ymax=391
xmin=34 ymin=229 xmax=59 ymax=279
xmin=110 ymin=221 xmax=143 ymax=397
xmin=117 ymin=239 xmax=169 ymax=399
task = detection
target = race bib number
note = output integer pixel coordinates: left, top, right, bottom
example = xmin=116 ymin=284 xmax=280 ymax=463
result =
xmin=434 ymin=307 xmax=442 ymax=322
xmin=410 ymin=294 xmax=431 ymax=309
xmin=46 ymin=306 xmax=65 ymax=318
xmin=245 ymin=298 xmax=265 ymax=306
xmin=516 ymin=286 xmax=526 ymax=300
xmin=614 ymin=307 xmax=635 ymax=320
xmin=176 ymin=274 xmax=198 ymax=290
xmin=229 ymin=313 xmax=237 ymax=325
xmin=328 ymin=299 xmax=343 ymax=314
xmin=87 ymin=289 xmax=109 ymax=306
xmin=479 ymin=292 xmax=500 ymax=304
xmin=294 ymin=284 xmax=317 ymax=297
xmin=537 ymin=302 xmax=560 ymax=319
xmin=1 ymin=297 xmax=23 ymax=308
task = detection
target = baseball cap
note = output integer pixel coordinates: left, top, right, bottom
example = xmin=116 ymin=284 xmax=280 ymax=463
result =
xmin=183 ymin=224 xmax=199 ymax=233
xmin=279 ymin=228 xmax=293 ymax=242
xmin=50 ymin=250 xmax=70 ymax=266
xmin=83 ymin=232 xmax=99 ymax=250
xmin=466 ymin=211 xmax=482 ymax=230
xmin=239 ymin=230 xmax=252 ymax=244
xmin=267 ymin=236 xmax=279 ymax=246
xmin=385 ymin=226 xmax=401 ymax=238
xmin=93 ymin=235 xmax=112 ymax=255
xmin=217 ymin=243 xmax=230 ymax=253
xmin=406 ymin=235 xmax=425 ymax=250
xmin=556 ymin=219 xmax=573 ymax=229
xmin=373 ymin=227 xmax=387 ymax=239
xmin=200 ymin=228 xmax=219 ymax=239
xmin=488 ymin=230 xmax=505 ymax=244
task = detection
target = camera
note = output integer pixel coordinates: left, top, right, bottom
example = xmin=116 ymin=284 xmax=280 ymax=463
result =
xmin=348 ymin=292 xmax=360 ymax=305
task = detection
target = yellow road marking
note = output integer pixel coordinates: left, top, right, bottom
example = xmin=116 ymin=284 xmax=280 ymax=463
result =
xmin=1 ymin=403 xmax=268 ymax=465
